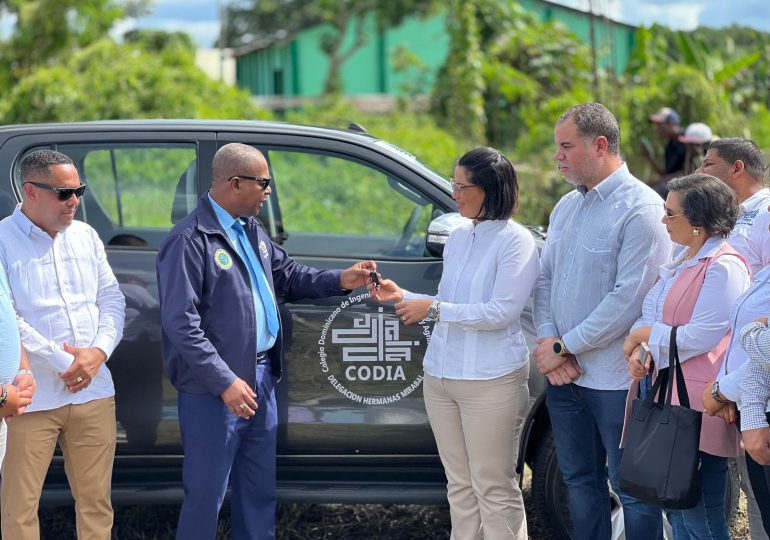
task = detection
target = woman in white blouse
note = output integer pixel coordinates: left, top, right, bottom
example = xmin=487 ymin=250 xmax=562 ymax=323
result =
xmin=623 ymin=173 xmax=750 ymax=540
xmin=370 ymin=147 xmax=538 ymax=540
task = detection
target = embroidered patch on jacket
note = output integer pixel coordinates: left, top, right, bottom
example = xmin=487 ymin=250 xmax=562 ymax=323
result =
xmin=214 ymin=249 xmax=233 ymax=270
xmin=259 ymin=240 xmax=269 ymax=259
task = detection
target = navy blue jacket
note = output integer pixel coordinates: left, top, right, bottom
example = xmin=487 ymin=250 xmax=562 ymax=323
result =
xmin=157 ymin=195 xmax=344 ymax=395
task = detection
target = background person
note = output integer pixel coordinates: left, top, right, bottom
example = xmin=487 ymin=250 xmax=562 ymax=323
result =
xmin=0 ymin=149 xmax=126 ymax=540
xmin=370 ymin=147 xmax=538 ymax=540
xmin=679 ymin=122 xmax=714 ymax=174
xmin=0 ymin=263 xmax=35 ymax=464
xmin=157 ymin=142 xmax=375 ymax=540
xmin=738 ymin=316 xmax=770 ymax=535
xmin=697 ymin=137 xmax=770 ymax=276
xmin=534 ymin=102 xmax=670 ymax=540
xmin=645 ymin=106 xmax=687 ymax=198
xmin=696 ymin=136 xmax=770 ymax=540
xmin=624 ymin=173 xmax=749 ymax=540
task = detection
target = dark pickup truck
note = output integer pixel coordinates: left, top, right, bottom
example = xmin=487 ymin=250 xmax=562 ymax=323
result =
xmin=0 ymin=120 xmax=737 ymax=539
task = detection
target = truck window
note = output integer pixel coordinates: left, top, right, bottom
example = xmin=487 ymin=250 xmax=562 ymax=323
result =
xmin=267 ymin=149 xmax=435 ymax=259
xmin=15 ymin=143 xmax=198 ymax=249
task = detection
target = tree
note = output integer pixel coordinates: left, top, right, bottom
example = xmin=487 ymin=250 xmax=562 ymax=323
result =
xmin=225 ymin=0 xmax=437 ymax=95
xmin=432 ymin=0 xmax=591 ymax=147
xmin=0 ymin=37 xmax=269 ymax=124
xmin=0 ymin=0 xmax=150 ymax=88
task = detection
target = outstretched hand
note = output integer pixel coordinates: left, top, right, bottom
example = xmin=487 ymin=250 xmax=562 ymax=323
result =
xmin=340 ymin=260 xmax=377 ymax=290
xmin=368 ymin=277 xmax=404 ymax=303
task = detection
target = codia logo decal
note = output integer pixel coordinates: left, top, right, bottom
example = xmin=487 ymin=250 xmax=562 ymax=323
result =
xmin=317 ymin=292 xmax=432 ymax=405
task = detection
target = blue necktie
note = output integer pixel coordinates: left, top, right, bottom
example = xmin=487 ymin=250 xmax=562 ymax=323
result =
xmin=232 ymin=220 xmax=280 ymax=338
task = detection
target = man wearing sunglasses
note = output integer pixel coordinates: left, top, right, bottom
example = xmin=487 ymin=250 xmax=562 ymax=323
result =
xmin=157 ymin=142 xmax=376 ymax=540
xmin=0 ymin=149 xmax=126 ymax=540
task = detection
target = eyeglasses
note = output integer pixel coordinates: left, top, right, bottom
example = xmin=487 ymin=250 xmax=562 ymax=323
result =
xmin=24 ymin=181 xmax=87 ymax=201
xmin=450 ymin=180 xmax=480 ymax=194
xmin=663 ymin=206 xmax=684 ymax=220
xmin=228 ymin=175 xmax=271 ymax=190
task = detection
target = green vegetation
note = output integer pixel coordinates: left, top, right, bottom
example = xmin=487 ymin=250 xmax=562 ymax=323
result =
xmin=1 ymin=0 xmax=769 ymax=228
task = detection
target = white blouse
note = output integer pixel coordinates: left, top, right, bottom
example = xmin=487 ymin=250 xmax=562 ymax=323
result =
xmin=633 ymin=237 xmax=750 ymax=369
xmin=404 ymin=219 xmax=539 ymax=380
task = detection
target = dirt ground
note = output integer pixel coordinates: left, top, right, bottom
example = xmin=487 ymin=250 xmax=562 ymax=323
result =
xmin=36 ymin=470 xmax=752 ymax=539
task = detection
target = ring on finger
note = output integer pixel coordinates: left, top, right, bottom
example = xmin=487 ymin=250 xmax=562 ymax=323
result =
xmin=239 ymin=403 xmax=248 ymax=411
xmin=76 ymin=376 xmax=84 ymax=384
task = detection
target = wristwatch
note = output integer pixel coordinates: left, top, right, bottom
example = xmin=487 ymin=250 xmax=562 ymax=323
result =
xmin=552 ymin=338 xmax=569 ymax=357
xmin=711 ymin=381 xmax=730 ymax=404
xmin=426 ymin=300 xmax=440 ymax=322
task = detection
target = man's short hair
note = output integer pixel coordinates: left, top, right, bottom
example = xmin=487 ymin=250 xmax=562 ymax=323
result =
xmin=667 ymin=173 xmax=739 ymax=238
xmin=457 ymin=147 xmax=519 ymax=220
xmin=211 ymin=143 xmax=263 ymax=183
xmin=557 ymin=103 xmax=621 ymax=155
xmin=708 ymin=137 xmax=766 ymax=180
xmin=20 ymin=150 xmax=74 ymax=182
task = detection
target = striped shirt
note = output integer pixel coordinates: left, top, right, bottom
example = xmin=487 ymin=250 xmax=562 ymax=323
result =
xmin=533 ymin=163 xmax=672 ymax=390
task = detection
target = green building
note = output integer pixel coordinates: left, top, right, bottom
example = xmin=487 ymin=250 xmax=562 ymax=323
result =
xmin=234 ymin=0 xmax=637 ymax=100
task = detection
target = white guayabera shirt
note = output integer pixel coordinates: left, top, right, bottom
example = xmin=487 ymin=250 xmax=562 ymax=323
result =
xmin=0 ymin=206 xmax=125 ymax=412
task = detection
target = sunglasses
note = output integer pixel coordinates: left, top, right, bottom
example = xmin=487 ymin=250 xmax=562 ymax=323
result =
xmin=24 ymin=181 xmax=87 ymax=201
xmin=228 ymin=175 xmax=271 ymax=190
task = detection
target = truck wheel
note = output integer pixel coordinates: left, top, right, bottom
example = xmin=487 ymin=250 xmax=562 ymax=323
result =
xmin=531 ymin=429 xmax=741 ymax=540
xmin=531 ymin=429 xmax=573 ymax=540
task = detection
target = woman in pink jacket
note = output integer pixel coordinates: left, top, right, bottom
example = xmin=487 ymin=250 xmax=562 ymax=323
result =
xmin=622 ymin=173 xmax=750 ymax=540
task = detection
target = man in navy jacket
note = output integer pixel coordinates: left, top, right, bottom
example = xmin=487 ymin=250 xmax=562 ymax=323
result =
xmin=157 ymin=143 xmax=375 ymax=540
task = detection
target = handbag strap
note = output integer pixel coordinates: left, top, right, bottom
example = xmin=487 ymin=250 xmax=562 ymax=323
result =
xmin=659 ymin=326 xmax=691 ymax=410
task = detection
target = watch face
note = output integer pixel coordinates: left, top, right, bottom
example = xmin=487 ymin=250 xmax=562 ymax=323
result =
xmin=553 ymin=341 xmax=563 ymax=354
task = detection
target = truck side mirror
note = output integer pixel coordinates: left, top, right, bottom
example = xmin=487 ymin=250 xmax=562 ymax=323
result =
xmin=425 ymin=213 xmax=468 ymax=258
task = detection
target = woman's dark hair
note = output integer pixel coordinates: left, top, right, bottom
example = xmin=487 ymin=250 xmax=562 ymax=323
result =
xmin=457 ymin=147 xmax=518 ymax=220
xmin=667 ymin=173 xmax=739 ymax=238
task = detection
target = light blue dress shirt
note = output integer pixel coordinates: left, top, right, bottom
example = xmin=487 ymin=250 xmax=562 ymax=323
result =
xmin=208 ymin=194 xmax=277 ymax=353
xmin=533 ymin=163 xmax=672 ymax=390
xmin=0 ymin=267 xmax=19 ymax=384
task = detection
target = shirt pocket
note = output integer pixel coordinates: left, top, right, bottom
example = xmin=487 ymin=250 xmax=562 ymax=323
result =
xmin=580 ymin=237 xmax=615 ymax=294
xmin=546 ymin=228 xmax=563 ymax=247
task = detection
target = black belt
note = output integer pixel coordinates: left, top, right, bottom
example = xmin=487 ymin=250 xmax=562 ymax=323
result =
xmin=256 ymin=352 xmax=268 ymax=365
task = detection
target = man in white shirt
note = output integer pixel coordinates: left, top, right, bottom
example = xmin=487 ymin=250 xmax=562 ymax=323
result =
xmin=698 ymin=137 xmax=770 ymax=277
xmin=0 ymin=150 xmax=125 ymax=540
xmin=698 ymin=137 xmax=770 ymax=540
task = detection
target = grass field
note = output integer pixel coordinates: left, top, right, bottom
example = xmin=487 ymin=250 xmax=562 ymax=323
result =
xmin=36 ymin=467 xmax=753 ymax=539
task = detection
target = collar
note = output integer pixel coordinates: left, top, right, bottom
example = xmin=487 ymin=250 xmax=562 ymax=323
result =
xmin=740 ymin=188 xmax=770 ymax=213
xmin=471 ymin=219 xmax=508 ymax=234
xmin=754 ymin=265 xmax=770 ymax=284
xmin=577 ymin=162 xmax=629 ymax=200
xmin=662 ymin=236 xmax=725 ymax=277
xmin=12 ymin=205 xmax=57 ymax=240
xmin=207 ymin=193 xmax=241 ymax=232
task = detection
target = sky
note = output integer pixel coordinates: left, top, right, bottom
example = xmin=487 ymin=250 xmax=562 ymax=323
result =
xmin=3 ymin=0 xmax=770 ymax=48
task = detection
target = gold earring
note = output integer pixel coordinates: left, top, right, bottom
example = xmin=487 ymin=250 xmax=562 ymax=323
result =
xmin=692 ymin=228 xmax=701 ymax=236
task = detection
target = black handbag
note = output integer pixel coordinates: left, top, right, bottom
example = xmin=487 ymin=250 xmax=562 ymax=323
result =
xmin=618 ymin=326 xmax=703 ymax=509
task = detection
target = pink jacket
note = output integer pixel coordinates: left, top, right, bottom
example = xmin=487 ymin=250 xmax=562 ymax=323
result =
xmin=623 ymin=243 xmax=745 ymax=457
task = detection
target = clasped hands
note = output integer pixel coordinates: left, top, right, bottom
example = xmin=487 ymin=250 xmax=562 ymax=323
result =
xmin=60 ymin=343 xmax=107 ymax=393
xmin=623 ymin=327 xmax=737 ymax=424
xmin=534 ymin=338 xmax=583 ymax=386
xmin=701 ymin=382 xmax=737 ymax=424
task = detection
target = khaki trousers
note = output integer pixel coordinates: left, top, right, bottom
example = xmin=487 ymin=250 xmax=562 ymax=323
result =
xmin=1 ymin=397 xmax=116 ymax=540
xmin=423 ymin=366 xmax=529 ymax=540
